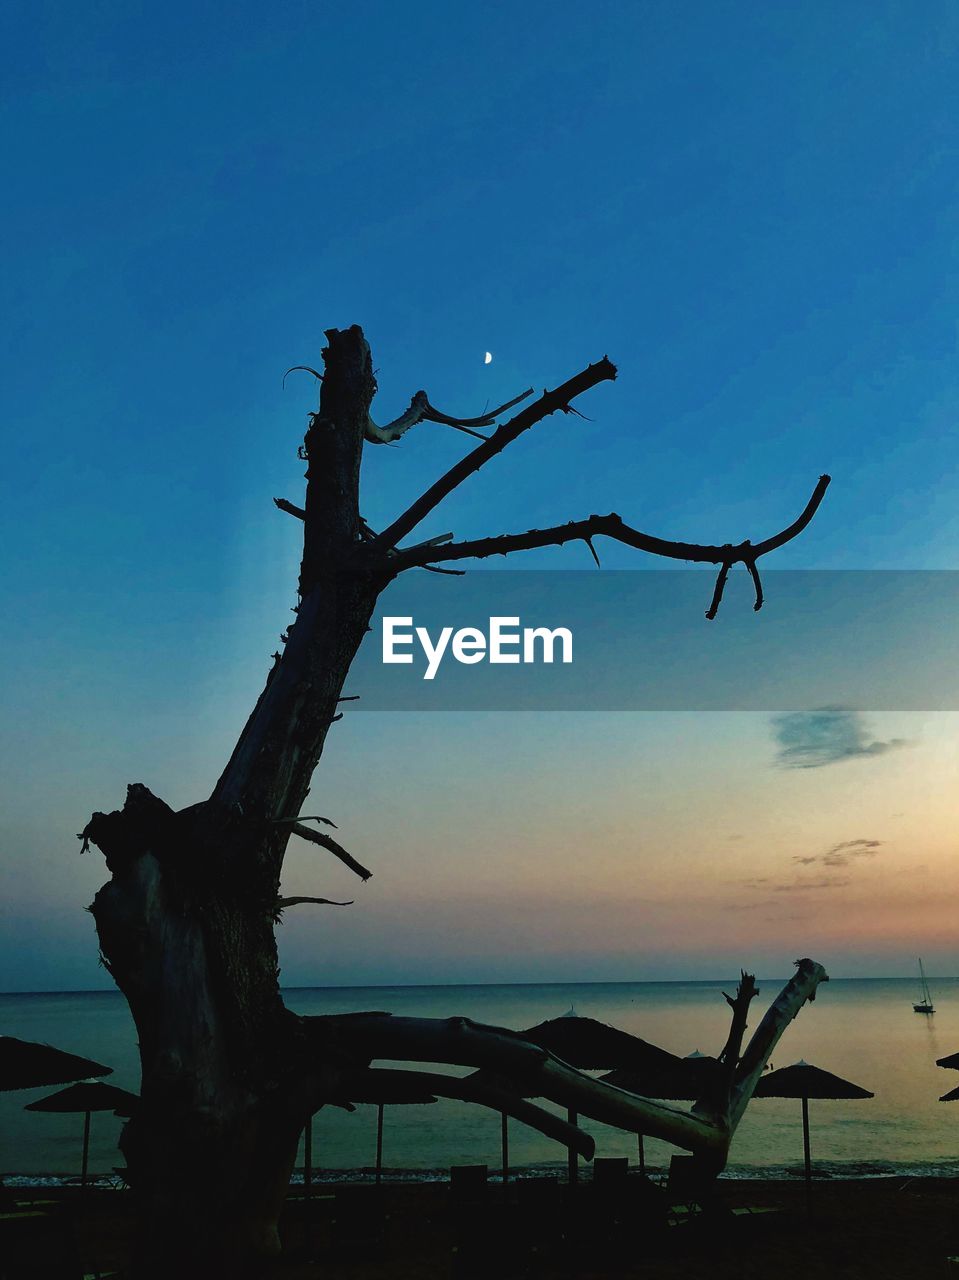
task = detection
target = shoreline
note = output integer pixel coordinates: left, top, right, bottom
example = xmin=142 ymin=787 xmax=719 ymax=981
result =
xmin=8 ymin=1157 xmax=959 ymax=1188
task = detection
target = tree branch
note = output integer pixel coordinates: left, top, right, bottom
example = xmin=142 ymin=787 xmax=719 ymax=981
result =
xmin=272 ymin=814 xmax=338 ymax=830
xmin=273 ymin=497 xmax=305 ymax=521
xmin=287 ymin=823 xmax=373 ymax=882
xmin=364 ymin=386 xmax=535 ymax=444
xmin=286 ymin=364 xmax=535 ymax=445
xmin=318 ymin=960 xmax=827 ymax=1165
xmin=714 ymin=972 xmax=758 ymax=1102
xmin=320 ymin=1013 xmax=728 ymax=1158
xmin=275 ymin=896 xmax=353 ymax=909
xmin=400 ymin=532 xmax=454 ymax=554
xmin=421 ymin=388 xmax=535 ymax=430
xmin=723 ymin=958 xmax=828 ymax=1129
xmin=360 ymin=390 xmax=436 ymax=443
xmin=375 ymin=358 xmax=618 ymax=550
xmin=390 ymin=475 xmax=831 ymax=617
xmin=705 ymin=558 xmax=732 ymax=621
xmin=334 ymin=1067 xmax=594 ymax=1157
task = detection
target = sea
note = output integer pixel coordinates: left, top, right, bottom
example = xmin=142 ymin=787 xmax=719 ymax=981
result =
xmin=4 ymin=978 xmax=959 ymax=1186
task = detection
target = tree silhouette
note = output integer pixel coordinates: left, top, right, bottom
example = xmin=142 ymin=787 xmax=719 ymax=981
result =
xmin=81 ymin=325 xmax=830 ymax=1275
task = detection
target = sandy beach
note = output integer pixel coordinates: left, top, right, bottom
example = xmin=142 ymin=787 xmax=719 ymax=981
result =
xmin=10 ymin=1175 xmax=959 ymax=1279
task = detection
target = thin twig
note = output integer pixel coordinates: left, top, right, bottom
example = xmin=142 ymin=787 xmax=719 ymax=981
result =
xmin=421 ymin=386 xmax=533 ymax=428
xmin=283 ymin=364 xmax=322 ymax=388
xmin=745 ymin=556 xmax=764 ymax=611
xmin=705 ymin=558 xmax=732 ymax=621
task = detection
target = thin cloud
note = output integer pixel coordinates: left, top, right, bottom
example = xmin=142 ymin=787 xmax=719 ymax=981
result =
xmin=773 ymin=878 xmax=852 ymax=892
xmin=771 ymin=708 xmax=909 ymax=770
xmin=795 ymin=838 xmax=883 ymax=869
xmin=828 ymin=839 xmax=882 ymax=855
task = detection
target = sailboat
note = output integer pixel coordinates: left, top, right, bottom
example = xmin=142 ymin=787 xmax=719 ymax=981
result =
xmin=914 ymin=958 xmax=935 ymax=1014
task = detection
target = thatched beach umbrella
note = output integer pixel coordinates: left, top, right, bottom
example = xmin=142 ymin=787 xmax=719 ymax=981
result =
xmin=521 ymin=1011 xmax=681 ymax=1074
xmin=936 ymin=1051 xmax=959 ymax=1100
xmin=753 ymin=1060 xmax=873 ymax=1213
xmin=24 ymin=1081 xmax=138 ymax=1189
xmin=600 ymin=1049 xmax=719 ymax=1098
xmin=0 ymin=1036 xmax=112 ymax=1091
xmin=518 ymin=1010 xmax=683 ymax=1184
xmin=346 ymin=1074 xmax=438 ymax=1185
xmin=600 ymin=1050 xmax=720 ymax=1174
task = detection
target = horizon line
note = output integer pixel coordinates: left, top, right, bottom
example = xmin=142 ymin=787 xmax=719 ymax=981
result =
xmin=0 ymin=973 xmax=948 ymax=998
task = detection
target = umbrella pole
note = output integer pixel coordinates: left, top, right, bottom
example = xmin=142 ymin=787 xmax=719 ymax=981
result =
xmin=304 ymin=1115 xmax=313 ymax=1200
xmin=376 ymin=1103 xmax=384 ymax=1187
xmin=801 ymin=1095 xmax=812 ymax=1217
xmin=567 ymin=1108 xmax=579 ymax=1186
xmin=638 ymin=1132 xmax=646 ymax=1177
xmin=81 ymin=1110 xmax=91 ymax=1192
xmin=303 ymin=1115 xmax=314 ymax=1257
xmin=501 ymin=1112 xmax=509 ymax=1189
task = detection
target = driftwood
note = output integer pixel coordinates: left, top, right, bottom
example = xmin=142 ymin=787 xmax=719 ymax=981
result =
xmin=321 ymin=960 xmax=827 ymax=1165
xmin=79 ymin=326 xmax=831 ymax=1275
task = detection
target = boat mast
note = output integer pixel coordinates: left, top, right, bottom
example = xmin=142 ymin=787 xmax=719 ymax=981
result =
xmin=919 ymin=958 xmax=930 ymax=1004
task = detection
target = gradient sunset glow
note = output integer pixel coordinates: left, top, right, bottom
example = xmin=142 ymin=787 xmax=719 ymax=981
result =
xmin=3 ymin=2 xmax=959 ymax=990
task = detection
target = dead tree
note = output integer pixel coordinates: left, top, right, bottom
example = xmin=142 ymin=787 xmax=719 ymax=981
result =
xmin=80 ymin=326 xmax=831 ymax=1274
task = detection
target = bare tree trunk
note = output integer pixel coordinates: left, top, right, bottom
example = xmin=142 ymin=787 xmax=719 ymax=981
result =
xmin=79 ymin=324 xmax=831 ymax=1275
xmin=85 ymin=328 xmax=381 ymax=1274
xmin=92 ymin=824 xmax=315 ymax=1271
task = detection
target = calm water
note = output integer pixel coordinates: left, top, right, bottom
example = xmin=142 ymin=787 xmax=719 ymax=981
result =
xmin=4 ymin=978 xmax=959 ymax=1182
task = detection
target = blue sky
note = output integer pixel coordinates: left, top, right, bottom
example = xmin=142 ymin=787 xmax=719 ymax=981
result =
xmin=2 ymin=2 xmax=959 ymax=989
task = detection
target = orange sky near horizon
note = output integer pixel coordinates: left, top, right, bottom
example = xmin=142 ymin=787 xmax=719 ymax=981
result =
xmin=261 ymin=709 xmax=959 ymax=983
xmin=3 ymin=704 xmax=958 ymax=989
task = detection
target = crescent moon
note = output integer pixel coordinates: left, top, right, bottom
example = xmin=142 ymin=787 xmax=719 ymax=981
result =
xmin=484 ymin=351 xmax=493 ymax=364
